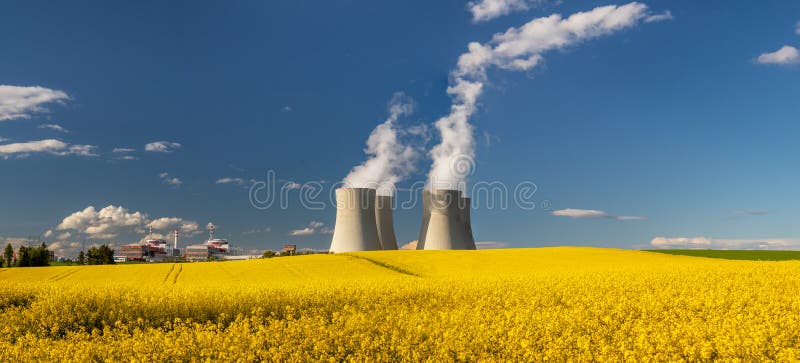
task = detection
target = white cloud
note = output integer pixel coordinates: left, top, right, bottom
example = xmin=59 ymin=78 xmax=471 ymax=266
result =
xmin=616 ymin=215 xmax=646 ymax=221
xmin=289 ymin=221 xmax=332 ymax=236
xmin=400 ymin=240 xmax=418 ymax=250
xmin=0 ymin=85 xmax=69 ymax=121
xmin=756 ymin=45 xmax=800 ymax=65
xmin=468 ymin=0 xmax=532 ymax=23
xmin=112 ymin=148 xmax=137 ymax=160
xmin=243 ymin=227 xmax=271 ymax=235
xmin=145 ymin=141 xmax=182 ymax=153
xmin=216 ymin=177 xmax=257 ymax=188
xmin=0 ymin=139 xmax=97 ymax=159
xmin=216 ymin=177 xmax=244 ymax=184
xmin=159 ymin=172 xmax=182 ymax=186
xmin=552 ymin=208 xmax=644 ymax=221
xmin=147 ymin=217 xmax=200 ymax=235
xmin=56 ymin=205 xmax=148 ymax=239
xmin=553 ymin=208 xmax=609 ymax=219
xmin=38 ymin=123 xmax=69 ymax=133
xmin=53 ymin=204 xmax=200 ymax=242
xmin=650 ymin=236 xmax=800 ymax=250
xmin=0 ymin=137 xmax=8 ymax=142
xmin=43 ymin=230 xmax=54 ymax=238
xmin=644 ymin=10 xmax=673 ymax=23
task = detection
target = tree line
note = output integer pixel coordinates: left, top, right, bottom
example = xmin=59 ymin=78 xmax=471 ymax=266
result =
xmin=0 ymin=243 xmax=116 ymax=267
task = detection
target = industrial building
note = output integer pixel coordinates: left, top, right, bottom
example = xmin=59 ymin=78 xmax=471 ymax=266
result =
xmin=116 ymin=224 xmax=247 ymax=262
xmin=185 ymin=239 xmax=230 ymax=261
xmin=119 ymin=228 xmax=182 ymax=262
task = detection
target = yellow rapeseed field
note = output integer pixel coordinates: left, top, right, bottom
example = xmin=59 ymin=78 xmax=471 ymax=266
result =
xmin=1 ymin=247 xmax=800 ymax=361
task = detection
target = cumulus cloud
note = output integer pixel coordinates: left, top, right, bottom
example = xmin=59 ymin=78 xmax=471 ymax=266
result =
xmin=0 ymin=85 xmax=69 ymax=121
xmin=38 ymin=123 xmax=69 ymax=133
xmin=399 ymin=240 xmax=418 ymax=250
xmin=468 ymin=0 xmax=534 ymax=22
xmin=145 ymin=141 xmax=182 ymax=153
xmin=289 ymin=221 xmax=332 ymax=236
xmin=343 ymin=92 xmax=418 ymax=196
xmin=0 ymin=139 xmax=97 ymax=159
xmin=159 ymin=172 xmax=182 ymax=186
xmin=650 ymin=236 xmax=800 ymax=250
xmin=56 ymin=205 xmax=148 ymax=239
xmin=552 ymin=208 xmax=645 ymax=221
xmin=147 ymin=217 xmax=200 ymax=235
xmin=756 ymin=45 xmax=800 ymax=65
xmin=429 ymin=3 xmax=663 ymax=190
xmin=53 ymin=204 xmax=200 ymax=242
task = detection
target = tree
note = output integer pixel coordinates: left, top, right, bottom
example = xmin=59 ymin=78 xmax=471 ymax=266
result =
xmin=87 ymin=245 xmax=115 ymax=265
xmin=16 ymin=246 xmax=30 ymax=267
xmin=262 ymin=250 xmax=277 ymax=258
xmin=4 ymin=244 xmax=13 ymax=268
xmin=77 ymin=251 xmax=85 ymax=265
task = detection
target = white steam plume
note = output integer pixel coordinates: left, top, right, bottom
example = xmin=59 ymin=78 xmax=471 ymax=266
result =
xmin=428 ymin=2 xmax=664 ymax=191
xmin=343 ymin=92 xmax=417 ymax=196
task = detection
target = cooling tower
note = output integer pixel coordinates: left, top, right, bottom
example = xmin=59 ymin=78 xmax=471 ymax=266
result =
xmin=416 ymin=190 xmax=432 ymax=249
xmin=375 ymin=195 xmax=398 ymax=250
xmin=416 ymin=189 xmax=471 ymax=250
xmin=329 ymin=188 xmax=383 ymax=253
xmin=460 ymin=197 xmax=476 ymax=250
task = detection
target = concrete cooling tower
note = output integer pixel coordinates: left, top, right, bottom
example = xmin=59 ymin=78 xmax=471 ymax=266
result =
xmin=460 ymin=197 xmax=476 ymax=250
xmin=329 ymin=188 xmax=383 ymax=253
xmin=375 ymin=195 xmax=398 ymax=250
xmin=417 ymin=189 xmax=476 ymax=250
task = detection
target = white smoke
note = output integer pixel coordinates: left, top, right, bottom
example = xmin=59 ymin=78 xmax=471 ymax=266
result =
xmin=343 ymin=92 xmax=418 ymax=196
xmin=428 ymin=2 xmax=664 ymax=190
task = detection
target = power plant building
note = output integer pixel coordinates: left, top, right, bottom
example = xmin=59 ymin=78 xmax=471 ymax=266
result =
xmin=185 ymin=239 xmax=231 ymax=261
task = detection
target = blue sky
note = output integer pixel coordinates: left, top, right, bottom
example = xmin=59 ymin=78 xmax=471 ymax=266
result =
xmin=1 ymin=0 xmax=799 ymax=256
